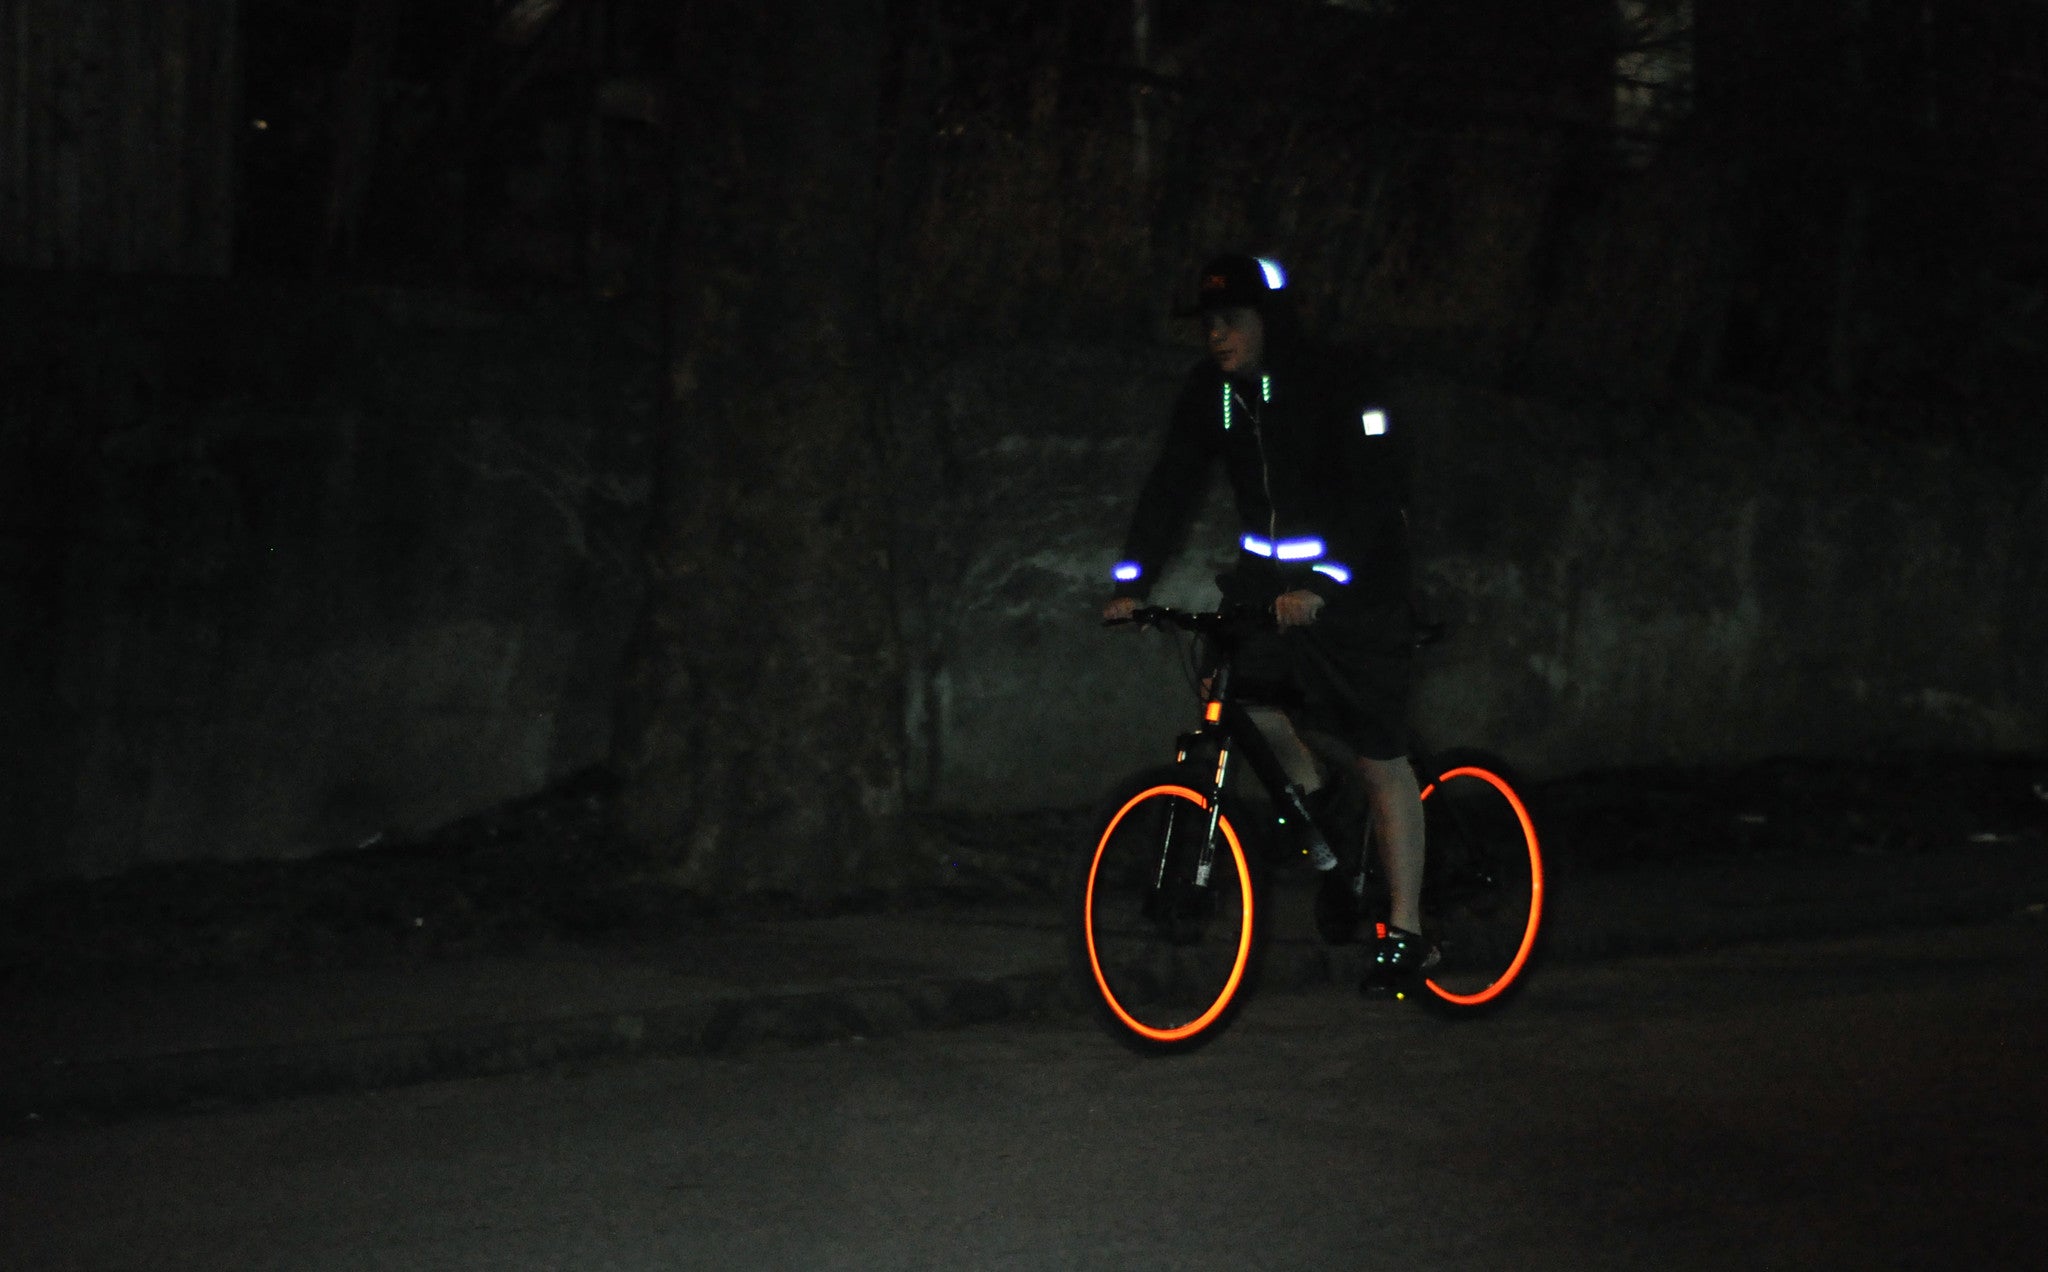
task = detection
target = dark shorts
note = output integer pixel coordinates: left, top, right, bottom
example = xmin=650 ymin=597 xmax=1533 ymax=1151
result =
xmin=1227 ymin=619 xmax=1413 ymax=762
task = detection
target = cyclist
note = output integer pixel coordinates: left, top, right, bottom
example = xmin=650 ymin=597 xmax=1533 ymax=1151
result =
xmin=1102 ymin=253 xmax=1434 ymax=991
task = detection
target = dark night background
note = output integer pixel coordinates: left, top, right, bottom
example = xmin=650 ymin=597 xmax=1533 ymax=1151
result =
xmin=2 ymin=0 xmax=2045 ymax=962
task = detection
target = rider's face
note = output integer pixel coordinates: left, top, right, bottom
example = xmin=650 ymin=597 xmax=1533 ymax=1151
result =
xmin=1204 ymin=307 xmax=1265 ymax=376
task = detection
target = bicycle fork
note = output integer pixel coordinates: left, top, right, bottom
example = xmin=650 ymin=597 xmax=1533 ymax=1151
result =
xmin=1167 ymin=664 xmax=1237 ymax=890
xmin=1146 ymin=728 xmax=1234 ymax=895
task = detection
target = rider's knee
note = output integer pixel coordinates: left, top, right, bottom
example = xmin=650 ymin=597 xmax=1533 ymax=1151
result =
xmin=1352 ymin=754 xmax=1417 ymax=794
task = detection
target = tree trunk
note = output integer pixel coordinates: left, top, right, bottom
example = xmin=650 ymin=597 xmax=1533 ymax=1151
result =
xmin=1827 ymin=0 xmax=1871 ymax=398
xmin=321 ymin=0 xmax=398 ymax=267
xmin=609 ymin=0 xmax=907 ymax=902
xmin=0 ymin=0 xmax=239 ymax=274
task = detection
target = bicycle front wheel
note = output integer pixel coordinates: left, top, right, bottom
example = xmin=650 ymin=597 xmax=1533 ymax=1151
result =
xmin=1418 ymin=757 xmax=1545 ymax=1013
xmin=1074 ymin=770 xmax=1260 ymax=1051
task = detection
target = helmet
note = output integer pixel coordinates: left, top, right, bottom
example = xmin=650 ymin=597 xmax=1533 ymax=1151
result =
xmin=1195 ymin=253 xmax=1288 ymax=311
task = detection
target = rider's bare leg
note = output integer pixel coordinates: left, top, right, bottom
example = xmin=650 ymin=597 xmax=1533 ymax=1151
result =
xmin=1242 ymin=707 xmax=1324 ymax=792
xmin=1356 ymin=755 xmax=1425 ymax=934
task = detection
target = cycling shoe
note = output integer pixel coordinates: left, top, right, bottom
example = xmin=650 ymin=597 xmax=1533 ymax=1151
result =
xmin=1360 ymin=924 xmax=1439 ymax=997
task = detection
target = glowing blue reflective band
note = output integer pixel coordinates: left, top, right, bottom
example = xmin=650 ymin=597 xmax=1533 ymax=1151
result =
xmin=1239 ymin=533 xmax=1325 ymax=561
xmin=1256 ymin=256 xmax=1287 ymax=290
xmin=1112 ymin=561 xmax=1142 ymax=583
xmin=1312 ymin=561 xmax=1352 ymax=584
xmin=1362 ymin=408 xmax=1388 ymax=437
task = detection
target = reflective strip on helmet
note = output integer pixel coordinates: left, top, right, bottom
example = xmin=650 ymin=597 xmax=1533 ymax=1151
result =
xmin=1112 ymin=561 xmax=1142 ymax=583
xmin=1312 ymin=561 xmax=1352 ymax=584
xmin=1362 ymin=409 xmax=1388 ymax=437
xmin=1240 ymin=533 xmax=1325 ymax=562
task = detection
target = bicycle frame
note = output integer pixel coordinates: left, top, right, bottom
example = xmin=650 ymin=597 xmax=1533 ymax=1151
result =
xmin=1168 ymin=637 xmax=1352 ymax=881
xmin=1142 ymin=607 xmax=1483 ymax=881
xmin=1082 ymin=604 xmax=1545 ymax=1043
xmin=1129 ymin=604 xmax=1513 ymax=927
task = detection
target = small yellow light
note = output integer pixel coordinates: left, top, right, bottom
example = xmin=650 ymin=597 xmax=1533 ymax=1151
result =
xmin=251 ymin=119 xmax=269 ymax=130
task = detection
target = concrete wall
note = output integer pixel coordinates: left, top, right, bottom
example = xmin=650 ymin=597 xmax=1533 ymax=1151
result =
xmin=906 ymin=349 xmax=2047 ymax=811
xmin=1402 ymin=383 xmax=2045 ymax=775
xmin=4 ymin=280 xmax=2040 ymax=884
xmin=1 ymin=279 xmax=652 ymax=889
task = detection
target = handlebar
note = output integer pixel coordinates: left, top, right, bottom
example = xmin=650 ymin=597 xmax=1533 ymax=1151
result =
xmin=1105 ymin=603 xmax=1448 ymax=649
xmin=1101 ymin=603 xmax=1269 ymax=635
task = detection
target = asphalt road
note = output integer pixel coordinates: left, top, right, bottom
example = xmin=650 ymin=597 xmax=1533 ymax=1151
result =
xmin=5 ymin=918 xmax=2043 ymax=1271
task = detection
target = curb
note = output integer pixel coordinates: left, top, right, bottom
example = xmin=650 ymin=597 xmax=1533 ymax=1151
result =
xmin=2 ymin=970 xmax=1070 ymax=1130
xmin=8 ymin=889 xmax=2043 ymax=1129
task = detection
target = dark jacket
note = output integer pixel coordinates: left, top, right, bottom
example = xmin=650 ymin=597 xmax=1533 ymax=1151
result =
xmin=1112 ymin=335 xmax=1412 ymax=629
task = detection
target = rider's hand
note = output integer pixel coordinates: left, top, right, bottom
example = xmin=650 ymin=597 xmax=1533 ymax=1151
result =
xmin=1102 ymin=596 xmax=1139 ymax=624
xmin=1273 ymin=589 xmax=1323 ymax=629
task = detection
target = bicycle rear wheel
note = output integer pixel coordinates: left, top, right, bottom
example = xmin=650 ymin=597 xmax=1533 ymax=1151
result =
xmin=1418 ymin=757 xmax=1544 ymax=1013
xmin=1074 ymin=768 xmax=1261 ymax=1051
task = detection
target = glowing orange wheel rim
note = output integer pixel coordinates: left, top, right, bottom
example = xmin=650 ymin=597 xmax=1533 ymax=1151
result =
xmin=1418 ymin=766 xmax=1544 ymax=1007
xmin=1083 ymin=785 xmax=1255 ymax=1043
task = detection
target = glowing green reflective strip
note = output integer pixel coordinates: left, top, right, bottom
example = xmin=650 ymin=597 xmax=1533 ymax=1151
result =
xmin=1223 ymin=377 xmax=1271 ymax=429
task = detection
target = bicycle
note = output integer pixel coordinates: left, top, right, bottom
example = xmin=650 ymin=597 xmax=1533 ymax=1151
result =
xmin=1073 ymin=603 xmax=1545 ymax=1051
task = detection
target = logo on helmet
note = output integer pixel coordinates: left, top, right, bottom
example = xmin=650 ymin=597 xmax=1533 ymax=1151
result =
xmin=1195 ymin=254 xmax=1287 ymax=311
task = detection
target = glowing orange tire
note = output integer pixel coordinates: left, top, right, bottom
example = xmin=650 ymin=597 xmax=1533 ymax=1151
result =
xmin=1417 ymin=764 xmax=1544 ymax=1011
xmin=1079 ymin=782 xmax=1257 ymax=1048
